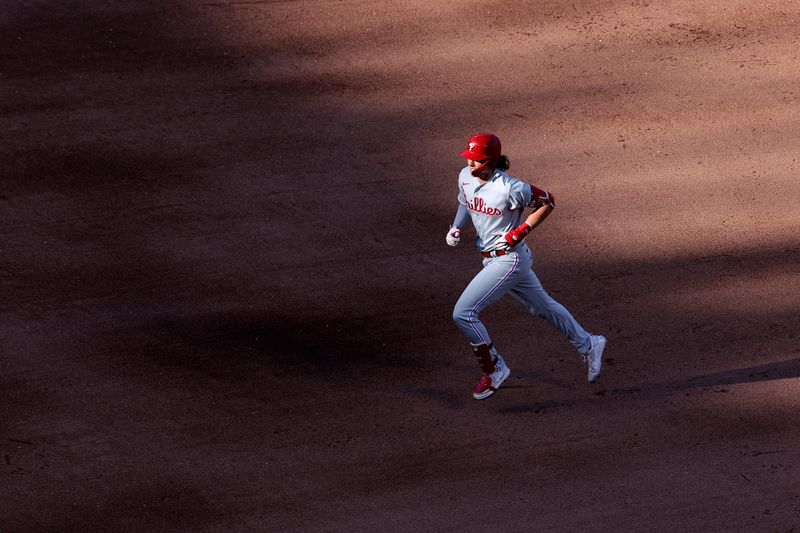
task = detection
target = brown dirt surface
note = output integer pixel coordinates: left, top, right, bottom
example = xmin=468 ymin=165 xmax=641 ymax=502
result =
xmin=3 ymin=1 xmax=800 ymax=531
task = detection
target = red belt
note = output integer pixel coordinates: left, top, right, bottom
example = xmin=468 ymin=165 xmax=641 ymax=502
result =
xmin=481 ymin=250 xmax=507 ymax=258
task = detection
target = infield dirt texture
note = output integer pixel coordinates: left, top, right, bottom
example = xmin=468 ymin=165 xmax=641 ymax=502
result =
xmin=2 ymin=1 xmax=800 ymax=531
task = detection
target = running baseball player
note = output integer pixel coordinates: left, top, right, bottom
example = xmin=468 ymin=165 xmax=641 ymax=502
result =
xmin=446 ymin=132 xmax=606 ymax=400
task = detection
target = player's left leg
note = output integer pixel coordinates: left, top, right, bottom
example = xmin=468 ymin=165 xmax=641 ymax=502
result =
xmin=508 ymin=258 xmax=605 ymax=382
xmin=509 ymin=266 xmax=591 ymax=354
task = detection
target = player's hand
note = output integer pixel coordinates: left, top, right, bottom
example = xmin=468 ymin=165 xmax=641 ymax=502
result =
xmin=446 ymin=227 xmax=461 ymax=247
xmin=504 ymin=223 xmax=532 ymax=247
xmin=490 ymin=232 xmax=510 ymax=251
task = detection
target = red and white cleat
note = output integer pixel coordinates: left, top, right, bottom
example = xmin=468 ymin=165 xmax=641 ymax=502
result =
xmin=473 ymin=355 xmax=511 ymax=400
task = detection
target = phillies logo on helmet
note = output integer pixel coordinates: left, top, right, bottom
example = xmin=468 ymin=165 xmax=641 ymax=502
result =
xmin=460 ymin=132 xmax=501 ymax=161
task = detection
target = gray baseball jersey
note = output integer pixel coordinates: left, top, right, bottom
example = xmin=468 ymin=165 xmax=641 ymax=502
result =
xmin=457 ymin=167 xmax=533 ymax=252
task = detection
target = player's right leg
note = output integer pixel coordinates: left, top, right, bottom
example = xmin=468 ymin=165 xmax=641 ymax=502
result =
xmin=471 ymin=345 xmax=510 ymax=400
xmin=452 ymin=253 xmax=525 ymax=346
xmin=452 ymin=254 xmax=525 ymax=398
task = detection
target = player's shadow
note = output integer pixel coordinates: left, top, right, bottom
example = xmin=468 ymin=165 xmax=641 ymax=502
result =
xmin=610 ymin=356 xmax=800 ymax=394
xmin=499 ymin=357 xmax=800 ymax=415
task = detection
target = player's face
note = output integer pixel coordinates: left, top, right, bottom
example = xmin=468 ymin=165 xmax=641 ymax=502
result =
xmin=468 ymin=159 xmax=493 ymax=180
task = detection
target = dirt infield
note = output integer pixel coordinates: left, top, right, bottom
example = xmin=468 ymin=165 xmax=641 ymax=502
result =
xmin=2 ymin=1 xmax=800 ymax=531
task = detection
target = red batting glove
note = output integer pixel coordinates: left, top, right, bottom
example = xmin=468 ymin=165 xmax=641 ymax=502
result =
xmin=504 ymin=223 xmax=532 ymax=247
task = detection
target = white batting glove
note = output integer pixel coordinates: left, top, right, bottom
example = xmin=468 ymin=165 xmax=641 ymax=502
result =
xmin=446 ymin=227 xmax=461 ymax=247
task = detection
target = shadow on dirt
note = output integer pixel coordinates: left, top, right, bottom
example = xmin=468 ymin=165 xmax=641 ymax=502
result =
xmin=9 ymin=475 xmax=226 ymax=533
xmin=617 ymin=356 xmax=800 ymax=395
xmin=500 ymin=357 xmax=800 ymax=415
xmin=103 ymin=310 xmax=404 ymax=377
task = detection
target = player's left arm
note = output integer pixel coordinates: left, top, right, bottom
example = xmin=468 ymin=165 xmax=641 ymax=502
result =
xmin=503 ymin=184 xmax=556 ymax=247
xmin=528 ymin=184 xmax=556 ymax=210
xmin=522 ymin=201 xmax=553 ymax=229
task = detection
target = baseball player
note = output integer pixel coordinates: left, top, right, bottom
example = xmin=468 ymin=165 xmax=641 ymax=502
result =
xmin=446 ymin=132 xmax=606 ymax=400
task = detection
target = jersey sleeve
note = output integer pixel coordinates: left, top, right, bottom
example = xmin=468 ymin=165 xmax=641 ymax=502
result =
xmin=451 ymin=203 xmax=470 ymax=229
xmin=457 ymin=168 xmax=467 ymax=205
xmin=508 ymin=176 xmax=531 ymax=210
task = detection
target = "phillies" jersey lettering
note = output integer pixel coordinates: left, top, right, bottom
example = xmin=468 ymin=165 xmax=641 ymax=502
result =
xmin=466 ymin=196 xmax=502 ymax=216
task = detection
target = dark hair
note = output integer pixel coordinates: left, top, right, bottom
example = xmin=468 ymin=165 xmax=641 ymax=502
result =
xmin=496 ymin=155 xmax=510 ymax=171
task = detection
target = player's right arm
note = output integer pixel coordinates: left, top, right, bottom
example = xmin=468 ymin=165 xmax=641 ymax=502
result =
xmin=451 ymin=202 xmax=469 ymax=230
xmin=448 ymin=177 xmax=470 ymax=247
xmin=446 ymin=203 xmax=469 ymax=246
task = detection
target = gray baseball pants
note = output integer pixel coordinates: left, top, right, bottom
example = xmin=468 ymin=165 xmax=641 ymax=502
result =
xmin=452 ymin=244 xmax=592 ymax=355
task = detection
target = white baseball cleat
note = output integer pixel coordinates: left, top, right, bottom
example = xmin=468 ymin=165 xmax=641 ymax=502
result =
xmin=585 ymin=335 xmax=606 ymax=383
xmin=473 ymin=354 xmax=511 ymax=400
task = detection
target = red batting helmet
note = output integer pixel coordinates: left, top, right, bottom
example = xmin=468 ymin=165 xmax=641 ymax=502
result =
xmin=460 ymin=132 xmax=502 ymax=163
